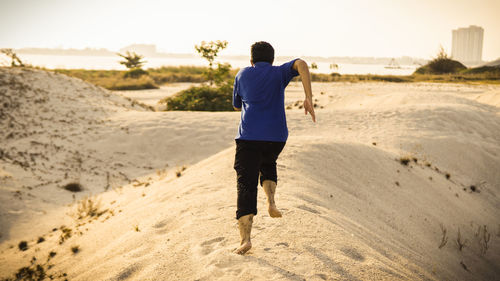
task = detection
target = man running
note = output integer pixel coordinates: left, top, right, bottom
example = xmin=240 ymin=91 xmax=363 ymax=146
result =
xmin=232 ymin=41 xmax=316 ymax=255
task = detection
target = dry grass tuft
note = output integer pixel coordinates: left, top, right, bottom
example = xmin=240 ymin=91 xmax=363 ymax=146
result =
xmin=75 ymin=196 xmax=107 ymax=220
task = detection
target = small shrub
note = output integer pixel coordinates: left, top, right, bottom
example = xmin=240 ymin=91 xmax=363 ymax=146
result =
xmin=63 ymin=182 xmax=83 ymax=192
xmin=414 ymin=46 xmax=466 ymax=74
xmin=37 ymin=237 xmax=45 ymax=244
xmin=18 ymin=241 xmax=28 ymax=251
xmin=176 ymin=165 xmax=187 ymax=177
xmin=71 ymin=245 xmax=80 ymax=254
xmin=124 ymin=68 xmax=148 ymax=78
xmin=162 ymin=86 xmax=233 ymax=111
xmin=13 ymin=264 xmax=46 ymax=281
xmin=75 ymin=196 xmax=107 ymax=220
xmin=59 ymin=226 xmax=72 ymax=244
xmin=399 ymin=156 xmax=410 ymax=166
xmin=48 ymin=251 xmax=57 ymax=258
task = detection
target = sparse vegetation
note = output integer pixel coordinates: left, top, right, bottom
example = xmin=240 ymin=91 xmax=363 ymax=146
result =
xmin=37 ymin=237 xmax=45 ymax=244
xmin=75 ymin=196 xmax=107 ymax=220
xmin=176 ymin=165 xmax=187 ymax=177
xmin=399 ymin=156 xmax=411 ymax=166
xmin=455 ymin=228 xmax=468 ymax=251
xmin=54 ymin=68 xmax=158 ymax=90
xmin=71 ymin=245 xmax=80 ymax=254
xmin=59 ymin=226 xmax=72 ymax=244
xmin=1 ymin=256 xmax=68 ymax=281
xmin=475 ymin=225 xmax=490 ymax=255
xmin=438 ymin=223 xmax=448 ymax=249
xmin=1 ymin=48 xmax=25 ymax=67
xmin=18 ymin=241 xmax=28 ymax=251
xmin=156 ymin=168 xmax=167 ymax=180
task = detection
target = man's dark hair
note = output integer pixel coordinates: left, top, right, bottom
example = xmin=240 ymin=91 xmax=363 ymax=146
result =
xmin=251 ymin=41 xmax=274 ymax=64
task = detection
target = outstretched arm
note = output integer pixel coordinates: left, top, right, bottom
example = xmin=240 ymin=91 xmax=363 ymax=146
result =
xmin=292 ymin=59 xmax=316 ymax=122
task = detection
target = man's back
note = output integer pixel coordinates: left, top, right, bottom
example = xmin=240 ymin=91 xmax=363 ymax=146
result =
xmin=233 ymin=59 xmax=298 ymax=142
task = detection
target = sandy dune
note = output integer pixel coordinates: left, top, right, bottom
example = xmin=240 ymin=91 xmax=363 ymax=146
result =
xmin=1 ymin=68 xmax=499 ymax=280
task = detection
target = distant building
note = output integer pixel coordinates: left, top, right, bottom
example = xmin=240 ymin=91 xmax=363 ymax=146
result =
xmin=119 ymin=44 xmax=157 ymax=57
xmin=451 ymin=25 xmax=484 ymax=65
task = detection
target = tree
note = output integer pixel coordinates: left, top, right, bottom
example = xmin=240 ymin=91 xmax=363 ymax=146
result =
xmin=1 ymin=48 xmax=24 ymax=67
xmin=194 ymin=40 xmax=230 ymax=86
xmin=162 ymin=40 xmax=234 ymax=111
xmin=117 ymin=51 xmax=147 ymax=78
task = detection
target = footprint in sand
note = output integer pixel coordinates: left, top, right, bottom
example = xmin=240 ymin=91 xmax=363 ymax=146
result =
xmin=296 ymin=205 xmax=321 ymax=214
xmin=152 ymin=218 xmax=176 ymax=235
xmin=275 ymin=242 xmax=289 ymax=247
xmin=115 ymin=263 xmax=142 ymax=281
xmin=200 ymin=237 xmax=225 ymax=255
xmin=315 ymin=273 xmax=328 ymax=280
xmin=340 ymin=246 xmax=365 ymax=262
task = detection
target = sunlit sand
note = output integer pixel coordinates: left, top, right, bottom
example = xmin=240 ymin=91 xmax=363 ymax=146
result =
xmin=1 ymin=68 xmax=500 ymax=280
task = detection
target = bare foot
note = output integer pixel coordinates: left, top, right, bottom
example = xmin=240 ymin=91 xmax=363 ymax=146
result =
xmin=268 ymin=205 xmax=282 ymax=218
xmin=235 ymin=241 xmax=252 ymax=255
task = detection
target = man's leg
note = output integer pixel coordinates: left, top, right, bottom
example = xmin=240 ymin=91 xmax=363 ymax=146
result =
xmin=262 ymin=180 xmax=282 ymax=218
xmin=259 ymin=142 xmax=286 ymax=218
xmin=235 ymin=214 xmax=253 ymax=255
xmin=234 ymin=140 xmax=262 ymax=255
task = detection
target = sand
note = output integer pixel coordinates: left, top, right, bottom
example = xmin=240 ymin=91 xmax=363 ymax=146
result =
xmin=0 ymin=67 xmax=499 ymax=280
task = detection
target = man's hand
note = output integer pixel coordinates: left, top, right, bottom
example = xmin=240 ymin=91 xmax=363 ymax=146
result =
xmin=303 ymin=98 xmax=316 ymax=122
xmin=293 ymin=59 xmax=316 ymax=123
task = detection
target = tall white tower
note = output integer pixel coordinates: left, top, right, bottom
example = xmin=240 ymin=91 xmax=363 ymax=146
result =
xmin=451 ymin=25 xmax=484 ymax=65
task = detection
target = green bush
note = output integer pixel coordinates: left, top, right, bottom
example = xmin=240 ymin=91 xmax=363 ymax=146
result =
xmin=124 ymin=68 xmax=148 ymax=78
xmin=414 ymin=59 xmax=466 ymax=74
xmin=414 ymin=47 xmax=466 ymax=74
xmin=161 ymin=85 xmax=233 ymax=111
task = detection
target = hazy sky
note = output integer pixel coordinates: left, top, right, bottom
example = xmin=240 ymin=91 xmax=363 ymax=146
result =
xmin=1 ymin=0 xmax=499 ymax=60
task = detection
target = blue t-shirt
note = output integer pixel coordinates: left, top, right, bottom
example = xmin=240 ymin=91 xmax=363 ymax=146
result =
xmin=232 ymin=59 xmax=299 ymax=142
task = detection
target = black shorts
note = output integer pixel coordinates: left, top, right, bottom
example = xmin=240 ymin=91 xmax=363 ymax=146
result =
xmin=233 ymin=139 xmax=286 ymax=219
